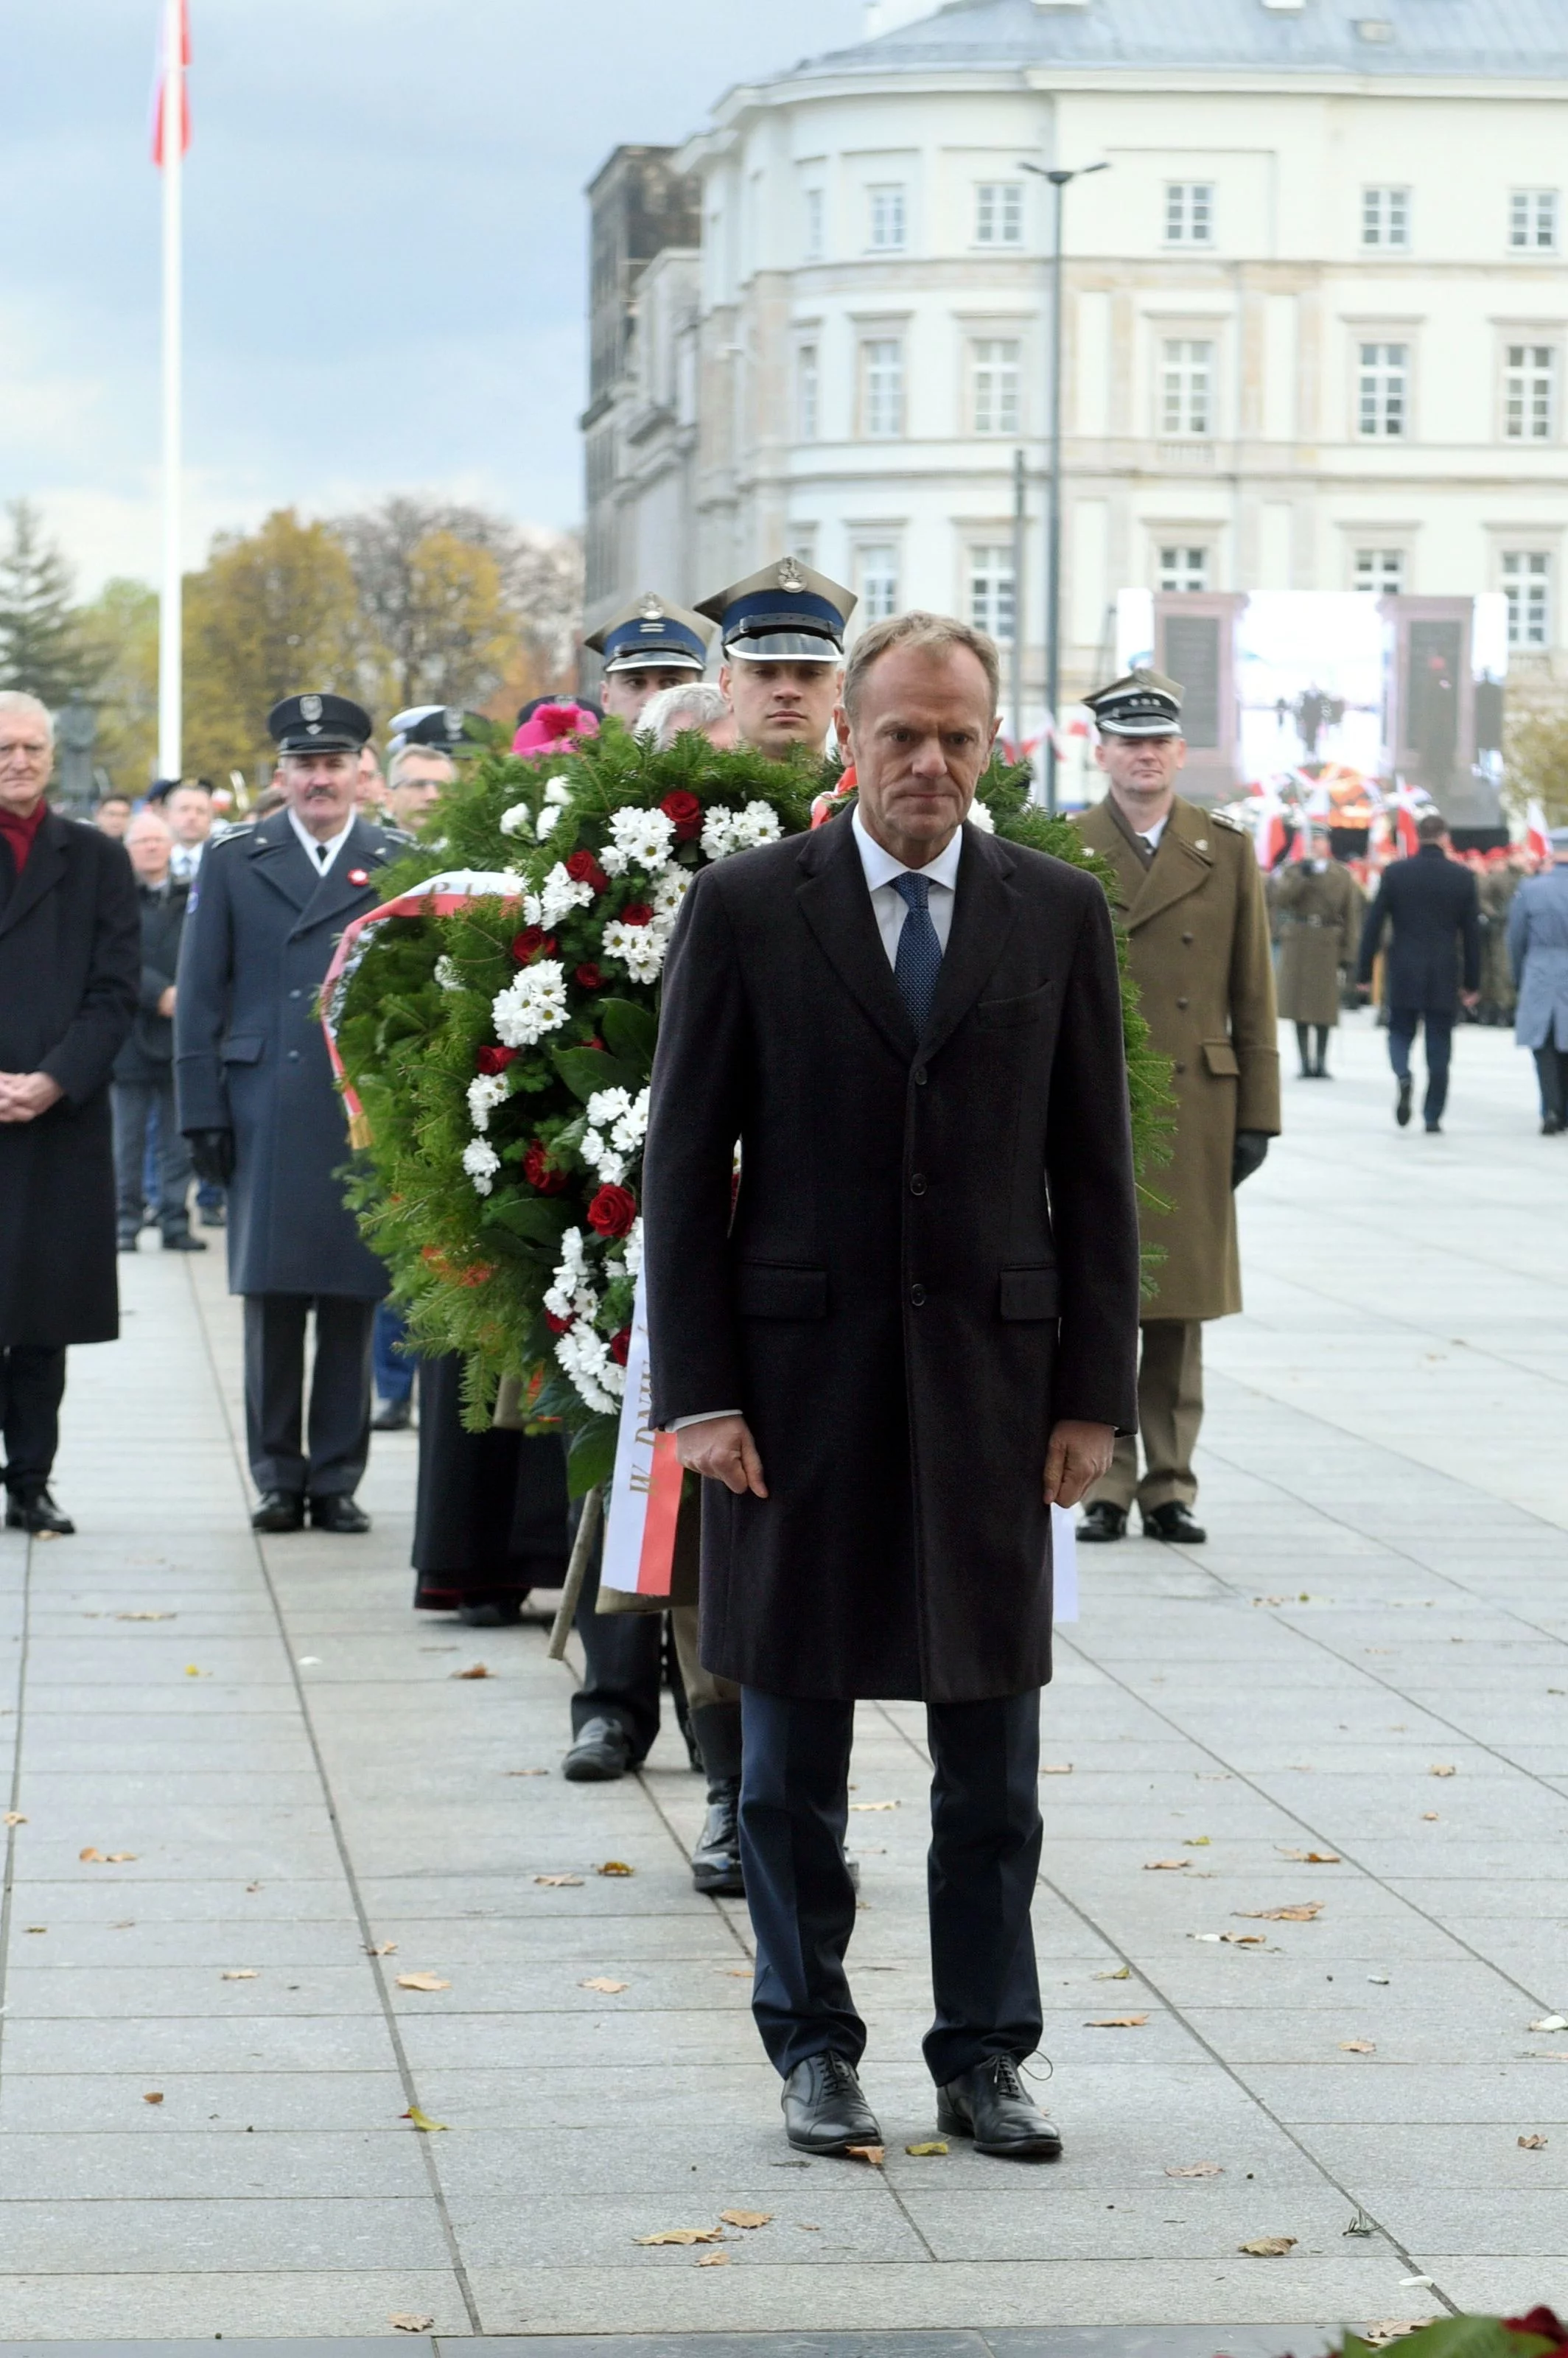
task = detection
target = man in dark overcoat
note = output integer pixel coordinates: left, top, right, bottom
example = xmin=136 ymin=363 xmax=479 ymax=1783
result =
xmin=1357 ymin=810 xmax=1480 ymax=1132
xmin=112 ymin=807 xmax=206 ymax=1253
xmin=175 ymin=694 xmax=403 ymax=1533
xmin=644 ymin=614 xmax=1141 ymax=2162
xmin=0 ymin=690 xmax=139 ymax=1536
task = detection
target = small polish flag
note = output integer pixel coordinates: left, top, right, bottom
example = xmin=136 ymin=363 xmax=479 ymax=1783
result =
xmin=151 ymin=0 xmax=191 ymax=167
xmin=1525 ymin=798 xmax=1551 ymax=863
xmin=1391 ymin=777 xmax=1427 ymax=858
xmin=1250 ymin=783 xmax=1289 ymax=870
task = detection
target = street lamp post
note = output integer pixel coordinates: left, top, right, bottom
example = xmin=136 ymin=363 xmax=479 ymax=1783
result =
xmin=1021 ymin=158 xmax=1108 ymax=816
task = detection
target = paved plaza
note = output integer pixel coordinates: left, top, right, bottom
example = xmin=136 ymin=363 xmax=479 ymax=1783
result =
xmin=0 ymin=1012 xmax=1564 ymax=2349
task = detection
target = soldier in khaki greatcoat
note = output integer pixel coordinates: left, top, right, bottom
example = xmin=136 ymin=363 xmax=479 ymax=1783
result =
xmin=1073 ymin=671 xmax=1281 ymax=1544
xmin=1270 ymin=828 xmax=1364 ymax=1079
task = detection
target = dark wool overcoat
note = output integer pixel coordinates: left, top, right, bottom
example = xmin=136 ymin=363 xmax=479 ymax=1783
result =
xmin=1357 ymin=844 xmax=1481 ymax=1015
xmin=0 ymin=814 xmax=139 ymax=1347
xmin=643 ymin=812 xmax=1141 ymax=1706
xmin=174 ymin=815 xmax=402 ymax=1300
xmin=113 ymin=878 xmax=190 ymax=1084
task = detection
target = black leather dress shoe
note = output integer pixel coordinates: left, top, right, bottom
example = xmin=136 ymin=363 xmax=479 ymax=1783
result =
xmin=161 ymin=1231 xmax=207 ymax=1252
xmin=6 ymin=1488 xmax=75 ymax=1536
xmin=1396 ymin=1074 xmax=1413 ymax=1127
xmin=459 ymin=1595 xmax=522 ymax=1626
xmin=1143 ymin=1501 xmax=1207 ymax=1544
xmin=309 ymin=1494 xmax=371 ymax=1534
xmin=691 ymin=1778 xmax=744 ymax=1895
xmin=199 ymin=1205 xmax=226 ymax=1228
xmin=371 ymin=1397 xmax=413 ymax=1432
xmin=251 ymin=1490 xmax=305 ymax=1533
xmin=937 ymin=2056 xmax=1062 ymax=2160
xmin=563 ymin=1716 xmax=633 ymax=1782
xmin=1078 ymin=1500 xmax=1127 ymax=1542
xmin=782 ymin=2053 xmax=882 ymax=2154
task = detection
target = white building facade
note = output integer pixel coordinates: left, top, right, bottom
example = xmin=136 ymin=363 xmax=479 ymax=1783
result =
xmin=584 ymin=0 xmax=1568 ymax=733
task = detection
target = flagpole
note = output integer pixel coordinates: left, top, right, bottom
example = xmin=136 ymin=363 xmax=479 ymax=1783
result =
xmin=156 ymin=0 xmax=183 ymax=781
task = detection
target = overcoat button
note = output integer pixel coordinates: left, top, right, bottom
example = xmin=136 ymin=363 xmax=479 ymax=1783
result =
xmin=1174 ymin=1060 xmax=1186 ymax=1075
xmin=288 ymin=1049 xmax=301 ymax=1062
xmin=909 ymin=1283 xmax=927 ymax=1307
xmin=910 ymin=1172 xmax=927 ymax=1195
xmin=1181 ymin=932 xmax=1194 ymax=945
xmin=1177 ymin=995 xmax=1189 ymax=1009
xmin=289 ymin=989 xmax=301 ymax=1000
xmin=913 ymin=1067 xmax=928 ymax=1086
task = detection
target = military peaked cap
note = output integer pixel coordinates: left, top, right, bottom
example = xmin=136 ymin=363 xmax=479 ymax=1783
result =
xmin=267 ymin=692 xmax=373 ymax=754
xmin=697 ymin=557 xmax=856 ymax=663
xmin=584 ymin=595 xmax=713 ymax=676
xmin=1084 ymin=668 xmax=1184 ymax=738
xmin=386 ymin=704 xmax=486 ymax=756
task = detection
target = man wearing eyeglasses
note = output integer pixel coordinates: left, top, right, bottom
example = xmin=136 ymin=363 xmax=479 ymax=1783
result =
xmin=0 ymin=690 xmax=139 ymax=1536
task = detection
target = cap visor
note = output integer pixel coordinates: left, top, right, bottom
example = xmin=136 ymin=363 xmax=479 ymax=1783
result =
xmin=726 ymin=633 xmax=843 ymax=663
xmin=1098 ymin=717 xmax=1182 ymax=738
xmin=603 ymin=651 xmax=705 ymax=674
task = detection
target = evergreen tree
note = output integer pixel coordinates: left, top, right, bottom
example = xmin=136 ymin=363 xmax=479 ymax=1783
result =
xmin=0 ymin=500 xmax=94 ymax=707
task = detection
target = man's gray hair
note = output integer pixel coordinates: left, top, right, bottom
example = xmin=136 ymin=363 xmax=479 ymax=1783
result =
xmin=0 ymin=690 xmax=55 ymax=746
xmin=842 ymin=611 xmax=1001 ymax=722
xmin=637 ymin=681 xmax=729 ymax=751
xmin=388 ymin=744 xmax=457 ymax=791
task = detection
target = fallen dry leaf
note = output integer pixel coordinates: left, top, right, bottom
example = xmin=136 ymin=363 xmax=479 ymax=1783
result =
xmin=597 ymin=1861 xmax=634 ymax=1877
xmin=535 ymin=1874 xmax=583 ymax=1886
xmin=905 ymin=2141 xmax=948 ymax=2157
xmin=143 ymin=2091 xmax=164 ymax=2105
xmin=183 ymin=1665 xmax=205 ymax=1677
xmin=696 ymin=2250 xmax=729 ymax=2268
xmin=1220 ymin=1932 xmax=1267 ymax=1947
xmin=402 ymin=2105 xmax=447 ymax=2133
xmin=1530 ymin=2015 xmax=1568 ymax=2033
xmin=118 ymin=1611 xmax=175 ymax=1621
xmin=726 ymin=1968 xmax=751 ymax=1979
xmin=79 ymin=1847 xmax=104 ymax=1862
xmin=1239 ymin=2235 xmax=1297 ymax=2257
xmin=1088 ymin=2013 xmax=1149 ymax=2029
xmin=1429 ymin=1763 xmax=1457 ymax=1777
xmin=105 ymin=1853 xmax=136 ymax=1864
xmin=1166 ymin=2161 xmax=1224 ymax=2178
xmin=1361 ymin=2325 xmax=1439 ymax=2349
xmin=1340 ymin=2038 xmax=1377 ymax=2054
xmin=848 ymin=1800 xmax=898 ymax=1812
xmin=1277 ymin=1848 xmax=1340 ymax=1864
xmin=24 ymin=1925 xmax=46 ymax=1934
xmin=3 ymin=1811 xmax=26 ymax=1825
xmin=720 ymin=2209 xmax=772 ymax=2228
xmin=845 ymin=2144 xmax=885 ymax=2166
xmin=396 ymin=1973 xmax=450 ymax=1993
xmin=1519 ymin=2133 xmax=1549 ymax=2149
xmin=220 ymin=1969 xmax=259 ymax=1981
xmin=1184 ymin=1836 xmax=1211 ymax=1847
xmin=452 ymin=1663 xmax=491 ymax=1679
xmin=388 ymin=2317 xmax=435 ymax=2335
xmin=1421 ymin=1811 xmax=1440 ymax=1822
xmin=1040 ymin=1763 xmax=1074 ymax=1775
xmin=635 ymin=2228 xmax=725 ymax=2246
xmin=366 ymin=1941 xmax=398 ymax=1956
xmin=506 ymin=1768 xmax=549 ymax=1777
xmin=581 ymin=1977 xmax=628 ymax=1994
xmin=1093 ymin=1965 xmax=1131 ymax=1980
xmin=1238 ymin=1902 xmax=1323 ymax=1923
xmin=1144 ymin=1858 xmax=1189 ymax=1871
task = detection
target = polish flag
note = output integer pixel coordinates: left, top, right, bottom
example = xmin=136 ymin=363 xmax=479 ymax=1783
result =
xmin=1250 ymin=783 xmax=1289 ymax=870
xmin=151 ymin=0 xmax=191 ymax=166
xmin=1392 ymin=778 xmax=1426 ymax=858
xmin=1525 ymin=798 xmax=1552 ymax=863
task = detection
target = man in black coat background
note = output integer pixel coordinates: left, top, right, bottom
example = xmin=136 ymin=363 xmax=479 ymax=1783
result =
xmin=644 ymin=613 xmax=1141 ymax=2163
xmin=112 ymin=807 xmax=205 ymax=1255
xmin=1358 ymin=811 xmax=1481 ymax=1133
xmin=0 ymin=690 xmax=139 ymax=1536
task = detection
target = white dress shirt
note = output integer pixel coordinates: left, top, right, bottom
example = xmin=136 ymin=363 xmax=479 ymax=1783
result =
xmin=1137 ymin=811 xmax=1169 ymax=853
xmin=169 ymin=838 xmax=204 ymax=884
xmin=287 ymin=807 xmax=356 ymax=873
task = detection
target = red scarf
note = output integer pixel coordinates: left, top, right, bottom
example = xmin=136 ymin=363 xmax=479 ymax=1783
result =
xmin=0 ymin=798 xmax=47 ymax=875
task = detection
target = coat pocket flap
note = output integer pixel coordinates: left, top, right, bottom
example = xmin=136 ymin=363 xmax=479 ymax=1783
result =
xmin=1202 ymin=1039 xmax=1241 ymax=1078
xmin=974 ymin=982 xmax=1051 ymax=1029
xmin=999 ymin=1266 xmax=1060 ymax=1320
xmin=219 ymin=1035 xmax=266 ymax=1066
xmin=736 ymin=1262 xmax=829 ymax=1320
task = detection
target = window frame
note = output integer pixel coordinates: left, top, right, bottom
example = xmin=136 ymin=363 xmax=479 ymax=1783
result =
xmin=854 ymin=542 xmax=902 ymax=624
xmin=970 ymin=336 xmax=1023 ymax=437
xmin=1502 ymin=548 xmax=1553 ymax=648
xmin=965 ymin=542 xmax=1018 ymax=644
xmin=1163 ymin=181 xmax=1216 ymax=250
xmin=1353 ymin=546 xmax=1408 ymax=598
xmin=1503 ymin=340 xmax=1558 ymax=443
xmin=1160 ymin=337 xmax=1216 ymax=438
xmin=867 ymin=182 xmax=908 ymax=254
xmin=1509 ymin=189 xmax=1561 ymax=254
xmin=1361 ymin=185 xmax=1411 ymax=251
xmin=796 ymin=341 xmax=821 ymax=443
xmin=859 ymin=335 xmax=906 ymax=439
xmin=1357 ymin=339 xmax=1410 ymax=439
xmin=1157 ymin=543 xmax=1211 ymax=595
xmin=803 ymin=186 xmax=825 ymax=264
xmin=973 ymin=181 xmax=1023 ymax=249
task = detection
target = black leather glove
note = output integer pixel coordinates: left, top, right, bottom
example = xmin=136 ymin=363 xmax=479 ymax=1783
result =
xmin=186 ymin=1128 xmax=236 ymax=1186
xmin=1231 ymin=1130 xmax=1270 ymax=1189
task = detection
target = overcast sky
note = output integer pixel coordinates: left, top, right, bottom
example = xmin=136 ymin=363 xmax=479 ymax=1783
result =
xmin=2 ymin=0 xmax=867 ymax=595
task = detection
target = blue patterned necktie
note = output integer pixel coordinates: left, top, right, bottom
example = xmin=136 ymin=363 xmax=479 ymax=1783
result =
xmin=892 ymin=871 xmax=942 ymax=1035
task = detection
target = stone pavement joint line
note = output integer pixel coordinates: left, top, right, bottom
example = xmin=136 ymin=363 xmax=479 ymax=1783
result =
xmin=0 ymin=1017 xmax=1562 ymax=2341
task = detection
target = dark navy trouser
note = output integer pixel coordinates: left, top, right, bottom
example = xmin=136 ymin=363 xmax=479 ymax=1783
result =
xmin=1388 ymin=1009 xmax=1454 ymax=1124
xmin=738 ymin=1684 xmax=1044 ymax=2086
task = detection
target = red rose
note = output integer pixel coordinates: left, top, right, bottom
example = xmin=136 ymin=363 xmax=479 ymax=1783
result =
xmin=586 ymin=1183 xmax=637 ymax=1238
xmin=609 ymin=1326 xmax=631 ymax=1367
xmin=618 ymin=903 xmax=653 ymax=928
xmin=661 ymin=790 xmax=703 ymax=842
xmin=545 ymin=1309 xmax=573 ymax=1336
xmin=575 ymin=962 xmax=604 ymax=992
xmin=523 ymin=1142 xmax=568 ymax=1195
xmin=511 ymin=926 xmax=556 ymax=964
xmin=475 ymin=1045 xmax=519 ymax=1075
xmin=566 ymin=849 xmax=609 ymax=896
xmin=1506 ymin=2315 xmax=1568 ymax=2348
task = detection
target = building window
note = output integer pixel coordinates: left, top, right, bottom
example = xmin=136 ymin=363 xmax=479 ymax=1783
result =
xmin=1354 ymin=547 xmax=1406 ymax=595
xmin=804 ymin=188 xmax=825 ymax=262
xmin=868 ymin=184 xmax=906 ymax=252
xmin=1158 ymin=545 xmax=1210 ymax=594
xmin=1505 ymin=343 xmax=1557 ymax=441
xmin=797 ymin=344 xmax=820 ymax=441
xmin=1502 ymin=550 xmax=1552 ymax=648
xmin=1161 ymin=339 xmax=1214 ymax=437
xmin=970 ymin=338 xmax=1021 ymax=435
xmin=860 ymin=337 xmax=905 ymax=437
xmin=855 ymin=544 xmax=900 ymax=622
xmin=1510 ymin=189 xmax=1560 ymax=252
xmin=1164 ymin=183 xmax=1214 ymax=247
xmin=974 ymin=183 xmax=1023 ymax=247
xmin=967 ymin=545 xmax=1016 ymax=643
xmin=789 ymin=529 xmax=819 ymax=570
xmin=1362 ymin=186 xmax=1410 ymax=249
xmin=1357 ymin=341 xmax=1408 ymax=437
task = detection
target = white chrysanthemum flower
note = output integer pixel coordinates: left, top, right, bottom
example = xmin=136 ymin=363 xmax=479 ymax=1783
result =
xmin=699 ymin=806 xmax=739 ymax=861
xmin=732 ymin=799 xmax=783 ymax=850
xmin=491 ymin=959 xmax=569 ymax=1047
xmin=623 ymin=1216 xmax=645 ymax=1280
xmin=609 ymin=1087 xmax=650 ymax=1156
xmin=600 ymin=844 xmax=630 ymax=877
xmin=462 ymin=1138 xmax=500 ymax=1195
xmin=544 ymin=1228 xmax=603 ymax=1325
xmin=967 ymin=798 xmax=996 ymax=833
xmin=586 ymin=1086 xmax=634 ymax=1132
xmin=466 ymin=1072 xmax=511 ymax=1132
xmin=651 ymin=867 xmax=690 ymax=920
xmin=607 ymin=805 xmax=676 ymax=874
xmin=602 ymin=919 xmax=667 ymax=984
xmin=554 ymin=1324 xmax=622 ymax=1415
xmin=581 ymin=1130 xmax=628 ymax=1184
xmin=534 ymin=804 xmax=560 ymax=839
xmin=542 ymin=776 xmax=573 ymax=805
xmin=497 ymin=802 xmax=533 ymax=839
xmin=434 ymin=955 xmax=463 ymax=992
xmin=521 ymin=891 xmax=542 ymax=925
xmin=539 ymin=861 xmax=595 ymax=928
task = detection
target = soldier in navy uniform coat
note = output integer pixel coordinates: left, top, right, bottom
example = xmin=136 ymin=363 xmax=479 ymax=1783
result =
xmin=175 ymin=693 xmax=404 ymax=1533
